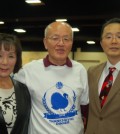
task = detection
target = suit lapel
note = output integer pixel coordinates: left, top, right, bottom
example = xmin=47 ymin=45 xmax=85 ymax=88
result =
xmin=92 ymin=63 xmax=106 ymax=110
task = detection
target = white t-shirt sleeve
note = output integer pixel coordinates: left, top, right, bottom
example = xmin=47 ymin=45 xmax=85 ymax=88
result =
xmin=79 ymin=67 xmax=89 ymax=105
xmin=14 ymin=68 xmax=26 ymax=84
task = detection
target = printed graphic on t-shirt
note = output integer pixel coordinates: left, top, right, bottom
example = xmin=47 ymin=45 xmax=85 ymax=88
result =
xmin=42 ymin=82 xmax=77 ymax=125
xmin=0 ymin=92 xmax=17 ymax=129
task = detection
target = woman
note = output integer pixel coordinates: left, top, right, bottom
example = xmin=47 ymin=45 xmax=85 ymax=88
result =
xmin=0 ymin=33 xmax=31 ymax=134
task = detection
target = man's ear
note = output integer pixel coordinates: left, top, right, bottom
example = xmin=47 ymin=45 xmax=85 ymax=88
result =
xmin=43 ymin=38 xmax=48 ymax=50
xmin=100 ymin=41 xmax=102 ymax=48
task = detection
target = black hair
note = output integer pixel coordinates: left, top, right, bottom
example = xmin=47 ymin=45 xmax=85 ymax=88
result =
xmin=0 ymin=33 xmax=22 ymax=73
xmin=100 ymin=18 xmax=120 ymax=40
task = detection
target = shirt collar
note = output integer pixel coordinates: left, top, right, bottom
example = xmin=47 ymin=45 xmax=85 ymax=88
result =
xmin=43 ymin=55 xmax=72 ymax=67
xmin=106 ymin=61 xmax=120 ymax=71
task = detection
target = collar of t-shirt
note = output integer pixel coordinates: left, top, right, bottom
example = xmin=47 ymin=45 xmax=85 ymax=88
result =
xmin=43 ymin=55 xmax=72 ymax=67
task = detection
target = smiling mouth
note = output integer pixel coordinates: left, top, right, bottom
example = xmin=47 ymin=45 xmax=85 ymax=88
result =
xmin=110 ymin=48 xmax=119 ymax=50
xmin=56 ymin=49 xmax=65 ymax=53
xmin=0 ymin=68 xmax=9 ymax=72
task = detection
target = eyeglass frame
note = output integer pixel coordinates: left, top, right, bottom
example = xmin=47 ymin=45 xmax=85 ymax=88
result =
xmin=102 ymin=33 xmax=120 ymax=41
xmin=46 ymin=35 xmax=73 ymax=44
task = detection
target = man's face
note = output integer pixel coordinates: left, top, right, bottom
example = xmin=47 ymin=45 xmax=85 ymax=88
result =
xmin=101 ymin=23 xmax=120 ymax=63
xmin=44 ymin=23 xmax=73 ymax=65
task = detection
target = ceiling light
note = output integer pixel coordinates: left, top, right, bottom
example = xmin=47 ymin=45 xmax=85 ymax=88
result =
xmin=14 ymin=29 xmax=26 ymax=33
xmin=25 ymin=0 xmax=44 ymax=5
xmin=25 ymin=0 xmax=41 ymax=4
xmin=0 ymin=21 xmax=4 ymax=24
xmin=55 ymin=19 xmax=67 ymax=22
xmin=87 ymin=41 xmax=95 ymax=44
xmin=72 ymin=28 xmax=79 ymax=32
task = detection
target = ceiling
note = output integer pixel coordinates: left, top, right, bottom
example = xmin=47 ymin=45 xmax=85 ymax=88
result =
xmin=0 ymin=0 xmax=120 ymax=52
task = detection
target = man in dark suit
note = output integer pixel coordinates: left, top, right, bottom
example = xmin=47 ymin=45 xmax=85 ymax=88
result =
xmin=86 ymin=18 xmax=120 ymax=134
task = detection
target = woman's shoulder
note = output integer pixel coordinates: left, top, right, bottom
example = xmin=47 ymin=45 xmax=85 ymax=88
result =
xmin=12 ymin=79 xmax=28 ymax=90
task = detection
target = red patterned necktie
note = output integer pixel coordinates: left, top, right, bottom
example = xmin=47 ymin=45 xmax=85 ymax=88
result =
xmin=99 ymin=67 xmax=116 ymax=108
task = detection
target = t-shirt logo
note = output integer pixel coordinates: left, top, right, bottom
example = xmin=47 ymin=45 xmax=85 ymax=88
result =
xmin=42 ymin=82 xmax=77 ymax=125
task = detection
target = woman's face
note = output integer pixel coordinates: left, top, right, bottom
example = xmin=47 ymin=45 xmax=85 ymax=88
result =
xmin=0 ymin=45 xmax=17 ymax=78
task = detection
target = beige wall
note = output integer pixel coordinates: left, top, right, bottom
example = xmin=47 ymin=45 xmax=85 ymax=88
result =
xmin=22 ymin=51 xmax=73 ymax=65
xmin=22 ymin=49 xmax=107 ymax=70
xmin=74 ymin=48 xmax=107 ymax=70
xmin=22 ymin=51 xmax=48 ymax=65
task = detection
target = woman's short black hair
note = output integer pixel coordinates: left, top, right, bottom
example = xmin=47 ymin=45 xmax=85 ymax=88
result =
xmin=0 ymin=33 xmax=22 ymax=73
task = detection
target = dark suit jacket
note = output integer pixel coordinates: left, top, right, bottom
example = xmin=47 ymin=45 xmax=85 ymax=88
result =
xmin=86 ymin=62 xmax=120 ymax=134
xmin=0 ymin=79 xmax=31 ymax=134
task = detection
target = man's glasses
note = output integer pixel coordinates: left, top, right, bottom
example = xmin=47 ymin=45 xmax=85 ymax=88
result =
xmin=103 ymin=34 xmax=120 ymax=41
xmin=47 ymin=35 xmax=72 ymax=44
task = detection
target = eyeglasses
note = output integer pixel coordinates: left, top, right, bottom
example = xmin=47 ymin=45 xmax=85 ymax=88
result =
xmin=103 ymin=34 xmax=120 ymax=41
xmin=47 ymin=36 xmax=72 ymax=44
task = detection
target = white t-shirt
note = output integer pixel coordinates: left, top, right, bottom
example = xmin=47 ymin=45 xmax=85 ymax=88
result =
xmin=14 ymin=59 xmax=89 ymax=134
